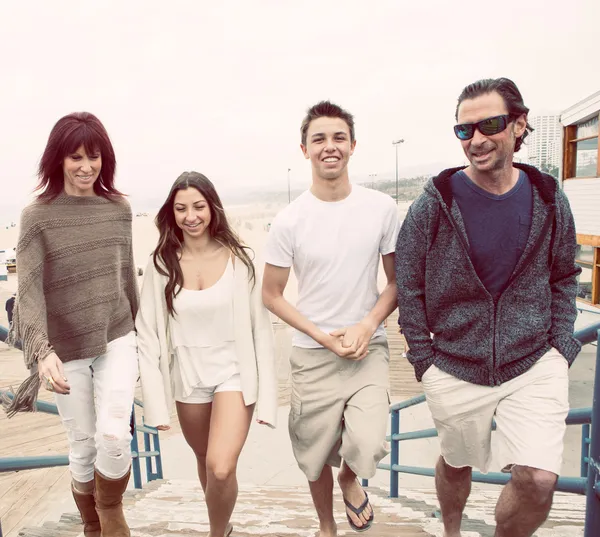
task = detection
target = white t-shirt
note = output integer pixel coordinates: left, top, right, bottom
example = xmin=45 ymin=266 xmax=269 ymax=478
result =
xmin=264 ymin=184 xmax=400 ymax=348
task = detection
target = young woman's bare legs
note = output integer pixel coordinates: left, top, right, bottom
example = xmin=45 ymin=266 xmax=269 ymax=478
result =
xmin=205 ymin=392 xmax=254 ymax=537
xmin=177 ymin=401 xmax=212 ymax=491
xmin=177 ymin=392 xmax=254 ymax=537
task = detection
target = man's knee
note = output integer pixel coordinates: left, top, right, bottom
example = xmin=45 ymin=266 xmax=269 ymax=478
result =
xmin=343 ymin=397 xmax=388 ymax=456
xmin=437 ymin=456 xmax=472 ymax=480
xmin=511 ymin=466 xmax=557 ymax=505
xmin=342 ymin=429 xmax=387 ymax=464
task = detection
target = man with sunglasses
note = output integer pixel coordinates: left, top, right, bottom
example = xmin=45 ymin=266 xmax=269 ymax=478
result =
xmin=395 ymin=77 xmax=580 ymax=537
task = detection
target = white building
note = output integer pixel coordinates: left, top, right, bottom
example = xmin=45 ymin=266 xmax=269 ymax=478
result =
xmin=527 ymin=114 xmax=561 ymax=170
xmin=559 ymin=90 xmax=600 ymax=309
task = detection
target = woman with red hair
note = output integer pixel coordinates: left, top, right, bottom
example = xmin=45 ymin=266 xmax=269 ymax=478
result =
xmin=4 ymin=112 xmax=139 ymax=537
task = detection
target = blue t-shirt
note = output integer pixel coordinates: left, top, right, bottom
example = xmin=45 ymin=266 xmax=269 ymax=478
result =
xmin=450 ymin=170 xmax=533 ymax=298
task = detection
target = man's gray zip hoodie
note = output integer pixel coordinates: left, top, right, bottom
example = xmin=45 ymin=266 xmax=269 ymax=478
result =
xmin=395 ymin=163 xmax=581 ymax=386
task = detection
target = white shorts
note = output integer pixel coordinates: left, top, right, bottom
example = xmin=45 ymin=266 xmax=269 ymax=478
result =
xmin=175 ymin=373 xmax=242 ymax=404
xmin=422 ymin=348 xmax=569 ymax=475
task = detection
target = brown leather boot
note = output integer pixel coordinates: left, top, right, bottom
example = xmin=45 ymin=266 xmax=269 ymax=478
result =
xmin=72 ymin=483 xmax=101 ymax=537
xmin=94 ymin=469 xmax=131 ymax=537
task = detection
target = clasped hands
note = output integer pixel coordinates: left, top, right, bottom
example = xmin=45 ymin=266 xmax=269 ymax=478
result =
xmin=324 ymin=320 xmax=376 ymax=361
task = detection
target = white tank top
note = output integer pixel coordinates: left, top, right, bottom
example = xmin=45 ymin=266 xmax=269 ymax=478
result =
xmin=169 ymin=258 xmax=239 ymax=398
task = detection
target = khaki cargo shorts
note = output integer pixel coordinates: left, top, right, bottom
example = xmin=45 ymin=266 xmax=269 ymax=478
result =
xmin=422 ymin=348 xmax=569 ymax=475
xmin=288 ymin=337 xmax=390 ymax=482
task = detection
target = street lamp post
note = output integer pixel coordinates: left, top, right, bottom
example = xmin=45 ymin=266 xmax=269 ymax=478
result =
xmin=392 ymin=139 xmax=405 ymax=204
xmin=287 ymin=168 xmax=291 ymax=204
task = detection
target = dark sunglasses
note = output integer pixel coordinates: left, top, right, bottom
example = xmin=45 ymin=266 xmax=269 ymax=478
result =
xmin=454 ymin=114 xmax=513 ymax=141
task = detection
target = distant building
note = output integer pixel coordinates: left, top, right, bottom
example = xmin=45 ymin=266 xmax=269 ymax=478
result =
xmin=559 ymin=90 xmax=600 ymax=308
xmin=527 ymin=114 xmax=561 ymax=171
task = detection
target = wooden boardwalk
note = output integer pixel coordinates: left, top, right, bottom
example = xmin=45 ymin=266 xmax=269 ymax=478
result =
xmin=384 ymin=309 xmax=422 ymax=400
xmin=0 ymin=313 xmax=420 ymax=536
xmin=14 ymin=480 xmax=586 ymax=537
xmin=17 ymin=480 xmax=434 ymax=537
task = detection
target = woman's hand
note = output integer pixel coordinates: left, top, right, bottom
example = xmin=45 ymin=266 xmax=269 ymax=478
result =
xmin=156 ymin=425 xmax=171 ymax=431
xmin=38 ymin=353 xmax=70 ymax=395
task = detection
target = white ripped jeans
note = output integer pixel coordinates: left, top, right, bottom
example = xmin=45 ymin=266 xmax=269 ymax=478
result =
xmin=54 ymin=331 xmax=139 ymax=483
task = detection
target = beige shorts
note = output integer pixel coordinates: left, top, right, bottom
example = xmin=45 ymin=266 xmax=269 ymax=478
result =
xmin=289 ymin=338 xmax=390 ymax=482
xmin=422 ymin=348 xmax=569 ymax=475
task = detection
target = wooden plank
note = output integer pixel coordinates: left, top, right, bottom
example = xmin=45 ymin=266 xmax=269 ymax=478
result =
xmin=577 ymin=234 xmax=600 ymax=247
xmin=8 ymin=467 xmax=72 ymax=534
xmin=570 ymin=134 xmax=599 ymax=143
xmin=0 ymin=472 xmax=26 ymax=503
xmin=562 ymin=125 xmax=577 ymax=180
xmin=0 ymin=468 xmax=51 ymax=520
xmin=0 ymin=467 xmax=67 ymax=536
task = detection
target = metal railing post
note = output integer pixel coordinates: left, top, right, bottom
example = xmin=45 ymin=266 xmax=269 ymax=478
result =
xmin=144 ymin=430 xmax=153 ymax=481
xmin=390 ymin=409 xmax=399 ymax=498
xmin=584 ymin=330 xmax=600 ymax=536
xmin=153 ymin=430 xmax=163 ymax=479
xmin=130 ymin=407 xmax=142 ymax=489
xmin=583 ymin=423 xmax=591 ymax=478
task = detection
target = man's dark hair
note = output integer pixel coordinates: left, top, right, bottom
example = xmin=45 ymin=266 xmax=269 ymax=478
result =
xmin=455 ymin=78 xmax=533 ymax=152
xmin=300 ymin=101 xmax=355 ymax=146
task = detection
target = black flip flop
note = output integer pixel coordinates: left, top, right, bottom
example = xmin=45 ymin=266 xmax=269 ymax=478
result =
xmin=343 ymin=490 xmax=374 ymax=532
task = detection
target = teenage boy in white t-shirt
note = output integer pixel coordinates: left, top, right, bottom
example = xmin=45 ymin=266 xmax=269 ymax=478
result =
xmin=262 ymin=101 xmax=400 ymax=536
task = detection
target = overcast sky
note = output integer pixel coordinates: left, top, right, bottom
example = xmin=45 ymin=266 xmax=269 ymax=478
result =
xmin=1 ymin=0 xmax=599 ymax=215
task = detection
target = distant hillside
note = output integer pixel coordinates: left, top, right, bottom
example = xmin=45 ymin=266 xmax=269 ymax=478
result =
xmin=360 ymin=175 xmax=430 ymax=201
xmin=126 ymin=174 xmax=433 ymax=213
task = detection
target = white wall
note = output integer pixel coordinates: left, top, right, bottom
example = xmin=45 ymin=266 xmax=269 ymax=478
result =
xmin=563 ymin=178 xmax=600 ymax=236
xmin=560 ymin=90 xmax=600 ymax=127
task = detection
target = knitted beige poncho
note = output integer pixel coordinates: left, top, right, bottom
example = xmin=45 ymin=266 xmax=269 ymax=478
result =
xmin=4 ymin=192 xmax=139 ymax=415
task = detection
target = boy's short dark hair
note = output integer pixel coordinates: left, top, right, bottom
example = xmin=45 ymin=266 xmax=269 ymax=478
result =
xmin=300 ymin=101 xmax=355 ymax=146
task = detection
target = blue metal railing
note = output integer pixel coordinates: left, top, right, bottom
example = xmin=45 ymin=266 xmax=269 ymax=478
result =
xmin=363 ymin=322 xmax=600 ymax=537
xmin=0 ymin=393 xmax=163 ymax=489
xmin=0 ymin=324 xmax=163 ymax=489
xmin=130 ymin=397 xmax=163 ymax=488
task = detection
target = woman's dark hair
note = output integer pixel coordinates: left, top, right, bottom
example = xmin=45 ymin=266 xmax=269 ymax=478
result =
xmin=455 ymin=77 xmax=534 ymax=152
xmin=153 ymin=171 xmax=255 ymax=315
xmin=35 ymin=112 xmax=123 ymax=201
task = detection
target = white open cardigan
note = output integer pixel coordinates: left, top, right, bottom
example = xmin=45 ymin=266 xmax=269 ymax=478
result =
xmin=135 ymin=254 xmax=278 ymax=428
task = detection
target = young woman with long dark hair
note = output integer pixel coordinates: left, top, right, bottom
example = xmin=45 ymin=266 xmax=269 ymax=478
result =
xmin=4 ymin=112 xmax=140 ymax=537
xmin=136 ymin=171 xmax=277 ymax=537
